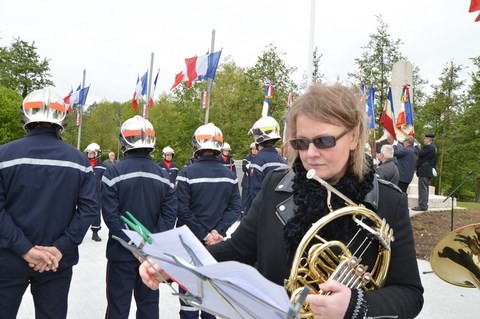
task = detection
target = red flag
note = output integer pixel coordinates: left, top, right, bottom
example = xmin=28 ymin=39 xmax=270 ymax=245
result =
xmin=379 ymin=86 xmax=397 ymax=139
xmin=171 ymin=70 xmax=186 ymax=90
xmin=469 ymin=0 xmax=480 ymax=11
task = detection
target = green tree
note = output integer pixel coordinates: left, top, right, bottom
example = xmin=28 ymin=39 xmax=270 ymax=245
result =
xmin=0 ymin=86 xmax=24 ymax=144
xmin=0 ymin=38 xmax=54 ymax=97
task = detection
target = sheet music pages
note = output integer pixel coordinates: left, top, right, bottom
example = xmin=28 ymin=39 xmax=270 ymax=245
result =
xmin=123 ymin=226 xmax=291 ymax=318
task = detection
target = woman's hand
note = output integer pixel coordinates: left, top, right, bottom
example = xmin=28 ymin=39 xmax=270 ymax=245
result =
xmin=304 ymin=280 xmax=351 ymax=319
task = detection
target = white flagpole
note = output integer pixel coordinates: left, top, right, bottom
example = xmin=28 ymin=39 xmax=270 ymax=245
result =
xmin=76 ymin=69 xmax=86 ymax=150
xmin=204 ymin=29 xmax=216 ymax=124
xmin=143 ymin=52 xmax=155 ymax=120
xmin=306 ymin=0 xmax=316 ymax=87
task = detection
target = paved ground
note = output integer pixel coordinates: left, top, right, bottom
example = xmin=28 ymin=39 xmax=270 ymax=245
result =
xmin=17 ymin=222 xmax=478 ymax=319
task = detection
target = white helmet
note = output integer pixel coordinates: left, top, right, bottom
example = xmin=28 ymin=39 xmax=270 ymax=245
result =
xmin=192 ymin=123 xmax=224 ymax=156
xmin=222 ymin=142 xmax=231 ymax=151
xmin=84 ymin=143 xmax=101 ymax=157
xmin=250 ymin=142 xmax=256 ymax=149
xmin=248 ymin=116 xmax=281 ymax=144
xmin=21 ymin=87 xmax=67 ymax=131
xmin=119 ymin=115 xmax=156 ymax=153
xmin=162 ymin=146 xmax=175 ymax=158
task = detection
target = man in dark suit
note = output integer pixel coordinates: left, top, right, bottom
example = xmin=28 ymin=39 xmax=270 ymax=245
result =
xmin=413 ymin=133 xmax=437 ymax=211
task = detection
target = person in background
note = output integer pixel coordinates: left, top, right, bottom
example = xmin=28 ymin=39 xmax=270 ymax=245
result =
xmin=218 ymin=142 xmax=236 ymax=176
xmin=159 ymin=146 xmax=179 ymax=184
xmin=84 ymin=142 xmax=106 ymax=242
xmin=393 ymin=136 xmax=418 ymax=193
xmin=102 ymin=115 xmax=177 ymax=319
xmin=0 ymin=87 xmax=98 ymax=318
xmin=241 ymin=142 xmax=258 ymax=215
xmin=244 ymin=116 xmax=288 ymax=215
xmin=176 ymin=123 xmax=242 ymax=319
xmin=375 ymin=144 xmax=399 ymax=185
xmin=103 ymin=151 xmax=119 ymax=167
xmin=413 ymin=133 xmax=437 ymax=211
xmin=138 ymin=83 xmax=424 ymax=319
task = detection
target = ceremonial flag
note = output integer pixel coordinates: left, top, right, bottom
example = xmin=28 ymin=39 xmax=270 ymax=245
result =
xmin=171 ymin=50 xmax=222 ymax=90
xmin=132 ymin=71 xmax=148 ymax=111
xmin=149 ymin=69 xmax=159 ymax=108
xmin=63 ymin=85 xmax=79 ymax=113
xmin=397 ymin=84 xmax=414 ymax=136
xmin=70 ymin=85 xmax=89 ymax=107
xmin=470 ymin=0 xmax=480 ymax=22
xmin=379 ymin=86 xmax=397 ymax=139
xmin=366 ymin=83 xmax=375 ymax=129
xmin=261 ymin=81 xmax=275 ymax=117
xmin=282 ymin=92 xmax=294 ymax=144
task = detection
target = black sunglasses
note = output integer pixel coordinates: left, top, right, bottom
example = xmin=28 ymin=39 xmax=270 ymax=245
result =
xmin=289 ymin=130 xmax=350 ymax=151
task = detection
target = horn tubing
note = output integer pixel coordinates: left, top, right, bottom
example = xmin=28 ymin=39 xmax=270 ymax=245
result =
xmin=306 ymin=169 xmax=356 ymax=206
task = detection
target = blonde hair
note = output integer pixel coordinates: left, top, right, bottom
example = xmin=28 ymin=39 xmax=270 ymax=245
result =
xmin=286 ymin=83 xmax=369 ymax=181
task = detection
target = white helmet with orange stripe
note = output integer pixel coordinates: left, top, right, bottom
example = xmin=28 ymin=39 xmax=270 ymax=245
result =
xmin=192 ymin=123 xmax=224 ymax=156
xmin=21 ymin=87 xmax=67 ymax=131
xmin=119 ymin=115 xmax=156 ymax=153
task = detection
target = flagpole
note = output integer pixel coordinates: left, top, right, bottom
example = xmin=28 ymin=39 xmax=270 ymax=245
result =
xmin=143 ymin=52 xmax=155 ymax=120
xmin=306 ymin=0 xmax=316 ymax=87
xmin=204 ymin=29 xmax=216 ymax=124
xmin=76 ymin=69 xmax=86 ymax=150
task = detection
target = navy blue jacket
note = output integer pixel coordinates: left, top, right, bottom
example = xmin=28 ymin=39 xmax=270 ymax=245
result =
xmin=176 ymin=156 xmax=242 ymax=241
xmin=102 ymin=152 xmax=177 ymax=261
xmin=241 ymin=154 xmax=254 ymax=189
xmin=0 ymin=128 xmax=98 ymax=272
xmin=92 ymin=160 xmax=106 ymax=207
xmin=245 ymin=146 xmax=287 ymax=214
xmin=218 ymin=155 xmax=237 ymax=176
xmin=158 ymin=160 xmax=179 ymax=184
xmin=393 ymin=144 xmax=417 ymax=183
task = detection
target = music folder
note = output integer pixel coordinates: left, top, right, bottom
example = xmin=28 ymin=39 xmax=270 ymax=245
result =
xmin=123 ymin=225 xmax=304 ymax=319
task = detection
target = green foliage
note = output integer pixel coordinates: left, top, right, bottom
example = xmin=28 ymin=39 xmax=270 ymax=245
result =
xmin=0 ymin=86 xmax=24 ymax=144
xmin=0 ymin=38 xmax=53 ymax=98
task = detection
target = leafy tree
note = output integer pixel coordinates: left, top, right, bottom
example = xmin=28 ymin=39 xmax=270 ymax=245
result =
xmin=0 ymin=86 xmax=24 ymax=144
xmin=0 ymin=38 xmax=53 ymax=97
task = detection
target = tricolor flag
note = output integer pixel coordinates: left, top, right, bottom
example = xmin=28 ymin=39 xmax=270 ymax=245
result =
xmin=366 ymin=83 xmax=375 ymax=129
xmin=261 ymin=81 xmax=275 ymax=117
xmin=171 ymin=50 xmax=222 ymax=90
xmin=396 ymin=84 xmax=414 ymax=136
xmin=149 ymin=69 xmax=159 ymax=108
xmin=379 ymin=86 xmax=397 ymax=139
xmin=469 ymin=0 xmax=480 ymax=22
xmin=70 ymin=85 xmax=90 ymax=107
xmin=132 ymin=71 xmax=148 ymax=112
xmin=63 ymin=85 xmax=79 ymax=113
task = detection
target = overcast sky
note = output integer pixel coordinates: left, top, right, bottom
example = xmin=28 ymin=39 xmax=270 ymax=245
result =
xmin=1 ymin=0 xmax=479 ymax=105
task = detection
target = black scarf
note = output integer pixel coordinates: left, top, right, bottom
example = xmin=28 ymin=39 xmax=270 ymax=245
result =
xmin=284 ymin=157 xmax=375 ymax=263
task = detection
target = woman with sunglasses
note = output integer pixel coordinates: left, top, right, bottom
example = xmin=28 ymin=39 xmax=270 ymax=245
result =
xmin=139 ymin=83 xmax=424 ymax=319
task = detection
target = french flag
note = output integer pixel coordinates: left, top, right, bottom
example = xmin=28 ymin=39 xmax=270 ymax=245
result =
xmin=379 ymin=86 xmax=397 ymax=139
xmin=132 ymin=71 xmax=148 ymax=111
xmin=171 ymin=50 xmax=222 ymax=90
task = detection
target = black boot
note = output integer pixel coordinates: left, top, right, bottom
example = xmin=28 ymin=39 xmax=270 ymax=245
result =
xmin=92 ymin=231 xmax=102 ymax=242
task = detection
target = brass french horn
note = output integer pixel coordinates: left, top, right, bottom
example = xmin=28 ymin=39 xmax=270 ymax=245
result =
xmin=285 ymin=169 xmax=395 ymax=318
xmin=430 ymin=223 xmax=480 ymax=289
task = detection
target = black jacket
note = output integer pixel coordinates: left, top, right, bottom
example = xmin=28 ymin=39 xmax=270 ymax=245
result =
xmin=417 ymin=143 xmax=437 ymax=178
xmin=209 ymin=169 xmax=424 ymax=319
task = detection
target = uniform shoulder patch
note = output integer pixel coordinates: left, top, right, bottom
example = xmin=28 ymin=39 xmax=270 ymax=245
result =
xmin=377 ymin=178 xmax=403 ymax=194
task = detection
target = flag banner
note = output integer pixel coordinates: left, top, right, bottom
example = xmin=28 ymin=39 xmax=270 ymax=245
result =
xmin=282 ymin=92 xmax=294 ymax=144
xmin=397 ymin=84 xmax=414 ymax=136
xmin=63 ymin=87 xmax=75 ymax=114
xmin=469 ymin=0 xmax=480 ymax=21
xmin=69 ymin=85 xmax=82 ymax=107
xmin=149 ymin=69 xmax=159 ymax=108
xmin=75 ymin=108 xmax=82 ymax=126
xmin=171 ymin=50 xmax=223 ymax=90
xmin=261 ymin=81 xmax=275 ymax=117
xmin=358 ymin=81 xmax=367 ymax=102
xmin=379 ymin=86 xmax=397 ymax=139
xmin=132 ymin=71 xmax=148 ymax=111
xmin=78 ymin=85 xmax=90 ymax=105
xmin=366 ymin=83 xmax=375 ymax=129
xmin=200 ymin=91 xmax=209 ymax=109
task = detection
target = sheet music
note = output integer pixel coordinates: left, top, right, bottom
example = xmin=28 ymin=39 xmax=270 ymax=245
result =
xmin=123 ymin=225 xmax=292 ymax=319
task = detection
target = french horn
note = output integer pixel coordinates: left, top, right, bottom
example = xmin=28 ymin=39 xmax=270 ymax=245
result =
xmin=430 ymin=223 xmax=480 ymax=289
xmin=285 ymin=169 xmax=395 ymax=318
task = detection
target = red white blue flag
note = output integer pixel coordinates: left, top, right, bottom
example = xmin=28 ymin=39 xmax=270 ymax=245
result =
xmin=397 ymin=84 xmax=414 ymax=136
xmin=379 ymin=86 xmax=397 ymax=139
xmin=171 ymin=50 xmax=222 ymax=90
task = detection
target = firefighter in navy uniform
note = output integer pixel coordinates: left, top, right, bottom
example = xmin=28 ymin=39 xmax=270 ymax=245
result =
xmin=158 ymin=146 xmax=179 ymax=184
xmin=0 ymin=87 xmax=98 ymax=318
xmin=241 ymin=142 xmax=258 ymax=215
xmin=176 ymin=123 xmax=242 ymax=319
xmin=218 ymin=142 xmax=236 ymax=176
xmin=102 ymin=115 xmax=177 ymax=319
xmin=84 ymin=142 xmax=106 ymax=242
xmin=244 ymin=116 xmax=288 ymax=215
